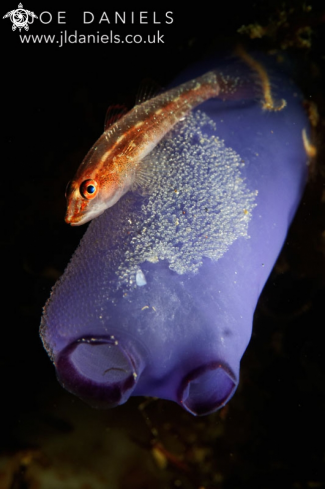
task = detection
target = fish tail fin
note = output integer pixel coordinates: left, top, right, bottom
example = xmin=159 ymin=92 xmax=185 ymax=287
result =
xmin=214 ymin=70 xmax=257 ymax=102
xmin=190 ymin=70 xmax=256 ymax=105
xmin=207 ymin=49 xmax=286 ymax=111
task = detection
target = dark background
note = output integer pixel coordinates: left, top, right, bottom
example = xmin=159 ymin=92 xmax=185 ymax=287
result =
xmin=1 ymin=1 xmax=325 ymax=488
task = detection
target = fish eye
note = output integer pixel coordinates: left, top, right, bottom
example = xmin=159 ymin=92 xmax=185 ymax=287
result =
xmin=80 ymin=179 xmax=98 ymax=200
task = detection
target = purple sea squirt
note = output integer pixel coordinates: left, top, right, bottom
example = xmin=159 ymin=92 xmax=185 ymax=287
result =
xmin=40 ymin=52 xmax=310 ymax=415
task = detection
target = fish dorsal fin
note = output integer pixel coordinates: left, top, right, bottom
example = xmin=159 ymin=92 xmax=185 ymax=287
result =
xmin=104 ymin=104 xmax=128 ymax=130
xmin=135 ymin=78 xmax=162 ymax=105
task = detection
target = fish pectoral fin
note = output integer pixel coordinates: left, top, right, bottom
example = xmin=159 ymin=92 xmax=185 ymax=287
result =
xmin=131 ymin=155 xmax=156 ymax=195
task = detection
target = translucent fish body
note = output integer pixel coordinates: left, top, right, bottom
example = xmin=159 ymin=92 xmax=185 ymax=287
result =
xmin=65 ymin=68 xmax=251 ymax=225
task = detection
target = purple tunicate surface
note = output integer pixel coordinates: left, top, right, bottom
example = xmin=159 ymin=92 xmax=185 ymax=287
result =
xmin=40 ymin=53 xmax=309 ymax=415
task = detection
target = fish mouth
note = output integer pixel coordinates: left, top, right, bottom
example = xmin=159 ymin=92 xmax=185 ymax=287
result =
xmin=65 ymin=198 xmax=107 ymax=225
xmin=65 ymin=212 xmax=84 ymax=226
xmin=65 ymin=207 xmax=99 ymax=226
xmin=65 ymin=181 xmax=90 ymax=226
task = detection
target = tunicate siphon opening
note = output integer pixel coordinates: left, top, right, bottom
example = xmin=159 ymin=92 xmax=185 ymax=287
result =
xmin=178 ymin=362 xmax=237 ymax=416
xmin=55 ymin=336 xmax=144 ymax=408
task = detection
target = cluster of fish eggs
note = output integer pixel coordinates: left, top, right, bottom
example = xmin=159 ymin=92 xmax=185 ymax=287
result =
xmin=89 ymin=111 xmax=258 ymax=290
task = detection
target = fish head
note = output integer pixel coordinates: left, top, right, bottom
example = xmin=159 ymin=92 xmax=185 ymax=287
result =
xmin=65 ymin=145 xmax=124 ymax=226
xmin=65 ymin=176 xmax=100 ymax=226
xmin=65 ymin=173 xmax=129 ymax=225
